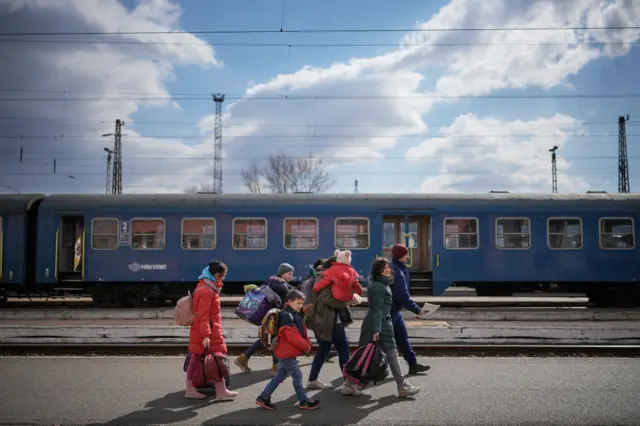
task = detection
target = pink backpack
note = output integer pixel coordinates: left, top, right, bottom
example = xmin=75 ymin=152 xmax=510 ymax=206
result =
xmin=174 ymin=280 xmax=215 ymax=326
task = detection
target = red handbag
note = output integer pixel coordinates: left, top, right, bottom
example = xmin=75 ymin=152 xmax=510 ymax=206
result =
xmin=191 ymin=349 xmax=228 ymax=388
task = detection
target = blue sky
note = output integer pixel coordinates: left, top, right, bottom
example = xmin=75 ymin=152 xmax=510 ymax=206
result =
xmin=0 ymin=0 xmax=639 ymax=195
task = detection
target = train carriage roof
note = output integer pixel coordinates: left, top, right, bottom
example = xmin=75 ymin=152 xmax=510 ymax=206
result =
xmin=0 ymin=194 xmax=45 ymax=214
xmin=37 ymin=192 xmax=640 ymax=208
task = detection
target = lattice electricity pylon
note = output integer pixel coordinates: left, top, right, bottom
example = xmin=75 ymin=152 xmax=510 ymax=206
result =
xmin=618 ymin=115 xmax=630 ymax=193
xmin=112 ymin=119 xmax=124 ymax=194
xmin=212 ymin=94 xmax=225 ymax=194
xmin=549 ymin=146 xmax=558 ymax=193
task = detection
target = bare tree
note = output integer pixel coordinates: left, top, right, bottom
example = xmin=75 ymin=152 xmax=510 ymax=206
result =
xmin=241 ymin=153 xmax=332 ymax=194
xmin=184 ymin=184 xmax=215 ymax=194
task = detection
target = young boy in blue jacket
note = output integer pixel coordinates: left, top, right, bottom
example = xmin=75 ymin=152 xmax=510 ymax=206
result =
xmin=390 ymin=244 xmax=431 ymax=375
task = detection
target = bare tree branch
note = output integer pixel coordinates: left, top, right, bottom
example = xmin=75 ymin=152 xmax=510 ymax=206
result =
xmin=240 ymin=153 xmax=333 ymax=194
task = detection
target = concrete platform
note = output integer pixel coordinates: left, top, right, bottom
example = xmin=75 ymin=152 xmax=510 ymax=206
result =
xmin=1 ymin=319 xmax=639 ymax=346
xmin=1 ymin=356 xmax=637 ymax=425
xmin=0 ymin=306 xmax=637 ymax=322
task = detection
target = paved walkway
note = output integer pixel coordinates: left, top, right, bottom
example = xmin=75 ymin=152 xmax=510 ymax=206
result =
xmin=0 ymin=356 xmax=637 ymax=425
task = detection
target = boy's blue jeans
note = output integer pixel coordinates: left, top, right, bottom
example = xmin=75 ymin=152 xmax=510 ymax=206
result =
xmin=259 ymin=358 xmax=307 ymax=404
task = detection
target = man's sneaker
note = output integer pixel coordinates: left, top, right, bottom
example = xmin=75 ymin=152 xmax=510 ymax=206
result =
xmin=299 ymin=398 xmax=320 ymax=410
xmin=398 ymin=381 xmax=420 ymax=398
xmin=269 ymin=364 xmax=278 ymax=376
xmin=256 ymin=396 xmax=276 ymax=410
xmin=234 ymin=354 xmax=251 ymax=373
xmin=305 ymin=380 xmax=329 ymax=390
xmin=408 ymin=363 xmax=431 ymax=375
xmin=340 ymin=382 xmax=363 ymax=396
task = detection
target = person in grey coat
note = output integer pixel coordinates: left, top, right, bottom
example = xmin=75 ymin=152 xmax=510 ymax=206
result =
xmin=359 ymin=257 xmax=420 ymax=398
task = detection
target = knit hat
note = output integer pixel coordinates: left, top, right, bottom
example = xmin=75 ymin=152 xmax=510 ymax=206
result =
xmin=334 ymin=249 xmax=352 ymax=265
xmin=391 ymin=244 xmax=409 ymax=259
xmin=277 ymin=263 xmax=294 ymax=276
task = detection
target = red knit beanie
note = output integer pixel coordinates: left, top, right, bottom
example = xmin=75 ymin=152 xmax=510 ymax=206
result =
xmin=391 ymin=244 xmax=409 ymax=259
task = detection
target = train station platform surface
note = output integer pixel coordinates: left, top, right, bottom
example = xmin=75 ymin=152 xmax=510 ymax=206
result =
xmin=0 ymin=356 xmax=637 ymax=425
xmin=1 ymin=318 xmax=638 ymax=345
xmin=1 ymin=306 xmax=638 ymax=322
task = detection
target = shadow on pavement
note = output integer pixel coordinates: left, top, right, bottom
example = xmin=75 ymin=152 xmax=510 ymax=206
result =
xmin=86 ymin=390 xmax=229 ymax=425
xmin=205 ymin=377 xmax=416 ymax=426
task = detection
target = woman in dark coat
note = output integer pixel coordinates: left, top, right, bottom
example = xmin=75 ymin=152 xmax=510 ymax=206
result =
xmin=359 ymin=257 xmax=420 ymax=398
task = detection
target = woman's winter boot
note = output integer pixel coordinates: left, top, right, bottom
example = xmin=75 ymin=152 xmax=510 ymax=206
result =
xmin=214 ymin=380 xmax=239 ymax=400
xmin=185 ymin=380 xmax=206 ymax=399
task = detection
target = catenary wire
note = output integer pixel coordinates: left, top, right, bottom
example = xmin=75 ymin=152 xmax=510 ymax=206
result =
xmin=0 ymin=25 xmax=636 ymax=36
xmin=1 ymin=39 xmax=638 ymax=48
xmin=0 ymin=115 xmax=634 ymax=128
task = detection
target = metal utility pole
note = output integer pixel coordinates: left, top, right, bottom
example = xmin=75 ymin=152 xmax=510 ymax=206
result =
xmin=618 ymin=115 xmax=630 ymax=193
xmin=104 ymin=148 xmax=113 ymax=194
xmin=354 ymin=179 xmax=358 ymax=194
xmin=212 ymin=94 xmax=225 ymax=194
xmin=112 ymin=119 xmax=124 ymax=194
xmin=549 ymin=146 xmax=558 ymax=193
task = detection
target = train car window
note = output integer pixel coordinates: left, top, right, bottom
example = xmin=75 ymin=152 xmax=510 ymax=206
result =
xmin=233 ymin=218 xmax=267 ymax=250
xmin=284 ymin=218 xmax=318 ymax=250
xmin=444 ymin=218 xmax=479 ymax=249
xmin=182 ymin=218 xmax=216 ymax=250
xmin=131 ymin=218 xmax=165 ymax=250
xmin=547 ymin=218 xmax=582 ymax=249
xmin=496 ymin=218 xmax=530 ymax=249
xmin=335 ymin=218 xmax=370 ymax=250
xmin=91 ymin=218 xmax=119 ymax=250
xmin=599 ymin=218 xmax=635 ymax=249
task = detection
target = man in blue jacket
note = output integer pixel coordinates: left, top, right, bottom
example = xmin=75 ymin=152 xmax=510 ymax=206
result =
xmin=390 ymin=244 xmax=431 ymax=375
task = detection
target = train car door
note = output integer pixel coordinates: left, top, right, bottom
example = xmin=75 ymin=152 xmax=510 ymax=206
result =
xmin=57 ymin=216 xmax=85 ymax=282
xmin=382 ymin=215 xmax=432 ymax=294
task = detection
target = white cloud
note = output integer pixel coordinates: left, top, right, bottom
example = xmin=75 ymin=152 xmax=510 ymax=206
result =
xmin=0 ymin=0 xmax=219 ymax=194
xmin=406 ymin=113 xmax=590 ymax=192
xmin=1 ymin=0 xmax=639 ymax=194
xmin=200 ymin=0 xmax=639 ymax=193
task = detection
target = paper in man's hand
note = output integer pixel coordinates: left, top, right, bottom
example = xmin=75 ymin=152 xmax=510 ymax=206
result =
xmin=419 ymin=302 xmax=440 ymax=317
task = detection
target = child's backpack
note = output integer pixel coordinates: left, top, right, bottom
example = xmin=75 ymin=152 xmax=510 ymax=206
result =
xmin=258 ymin=308 xmax=282 ymax=350
xmin=174 ymin=280 xmax=215 ymax=326
xmin=342 ymin=342 xmax=389 ymax=389
xmin=174 ymin=291 xmax=196 ymax=326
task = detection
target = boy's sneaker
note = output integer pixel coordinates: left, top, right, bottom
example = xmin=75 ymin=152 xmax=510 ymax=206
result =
xmin=256 ymin=396 xmax=276 ymax=410
xmin=305 ymin=380 xmax=328 ymax=390
xmin=299 ymin=398 xmax=320 ymax=410
xmin=398 ymin=381 xmax=420 ymax=398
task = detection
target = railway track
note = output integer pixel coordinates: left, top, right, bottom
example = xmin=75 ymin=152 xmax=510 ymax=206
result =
xmin=0 ymin=344 xmax=637 ymax=357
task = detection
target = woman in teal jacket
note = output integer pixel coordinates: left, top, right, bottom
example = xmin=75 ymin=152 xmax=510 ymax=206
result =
xmin=358 ymin=257 xmax=420 ymax=398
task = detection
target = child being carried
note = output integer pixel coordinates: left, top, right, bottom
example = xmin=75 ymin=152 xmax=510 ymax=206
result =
xmin=313 ymin=249 xmax=363 ymax=303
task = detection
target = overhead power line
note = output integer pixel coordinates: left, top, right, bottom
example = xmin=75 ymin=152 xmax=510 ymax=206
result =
xmin=0 ymin=169 xmax=627 ymax=178
xmin=0 ymin=115 xmax=634 ymax=128
xmin=1 ymin=39 xmax=638 ymax=48
xmin=0 ymin=133 xmax=638 ymax=141
xmin=0 ymin=25 xmax=635 ymax=37
xmin=1 ymin=93 xmax=639 ymax=102
xmin=0 ymin=154 xmax=636 ymax=162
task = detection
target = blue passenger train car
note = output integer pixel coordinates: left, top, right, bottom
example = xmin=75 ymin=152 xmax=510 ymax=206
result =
xmin=31 ymin=193 xmax=640 ymax=307
xmin=0 ymin=194 xmax=44 ymax=297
